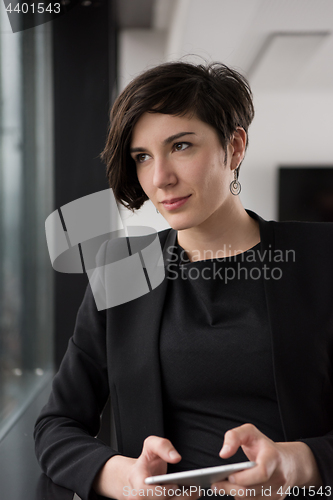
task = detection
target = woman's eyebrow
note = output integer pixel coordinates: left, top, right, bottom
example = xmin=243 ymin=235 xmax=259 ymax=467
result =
xmin=162 ymin=131 xmax=196 ymax=145
xmin=130 ymin=132 xmax=196 ymax=153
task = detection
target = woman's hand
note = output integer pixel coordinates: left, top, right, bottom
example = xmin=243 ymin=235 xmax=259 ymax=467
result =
xmin=211 ymin=424 xmax=323 ymax=500
xmin=93 ymin=435 xmax=199 ymax=500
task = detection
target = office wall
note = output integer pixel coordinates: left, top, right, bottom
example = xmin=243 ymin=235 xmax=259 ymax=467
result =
xmin=240 ymin=91 xmax=333 ymax=220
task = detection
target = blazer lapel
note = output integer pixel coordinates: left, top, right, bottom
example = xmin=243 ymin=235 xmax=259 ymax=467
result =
xmin=106 ymin=229 xmax=177 ymax=457
xmin=249 ymin=210 xmax=329 ymax=440
xmin=247 ymin=211 xmax=290 ymax=439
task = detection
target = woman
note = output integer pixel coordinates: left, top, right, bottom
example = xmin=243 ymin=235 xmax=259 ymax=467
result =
xmin=34 ymin=61 xmax=333 ymax=500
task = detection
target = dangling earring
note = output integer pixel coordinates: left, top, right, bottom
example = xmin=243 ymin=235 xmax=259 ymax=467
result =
xmin=230 ymin=169 xmax=241 ymax=196
xmin=156 ymin=208 xmax=160 ymax=214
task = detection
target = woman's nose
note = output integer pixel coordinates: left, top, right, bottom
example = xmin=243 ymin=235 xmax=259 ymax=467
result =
xmin=152 ymin=157 xmax=177 ymax=189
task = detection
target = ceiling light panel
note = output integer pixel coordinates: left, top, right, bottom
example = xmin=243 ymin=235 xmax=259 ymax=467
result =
xmin=249 ymin=32 xmax=330 ymax=90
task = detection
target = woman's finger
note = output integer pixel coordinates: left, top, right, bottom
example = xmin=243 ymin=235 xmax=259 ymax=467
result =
xmin=141 ymin=435 xmax=182 ymax=463
xmin=228 ymin=446 xmax=278 ymax=486
xmin=220 ymin=423 xmax=263 ymax=458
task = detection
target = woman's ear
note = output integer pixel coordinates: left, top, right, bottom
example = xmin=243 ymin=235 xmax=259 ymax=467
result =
xmin=229 ymin=127 xmax=247 ymax=170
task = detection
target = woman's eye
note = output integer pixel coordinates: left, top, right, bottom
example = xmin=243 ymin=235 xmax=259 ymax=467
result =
xmin=174 ymin=142 xmax=190 ymax=152
xmin=135 ymin=153 xmax=150 ymax=163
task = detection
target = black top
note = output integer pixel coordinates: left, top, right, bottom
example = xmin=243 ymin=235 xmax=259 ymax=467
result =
xmin=160 ymin=241 xmax=285 ymax=472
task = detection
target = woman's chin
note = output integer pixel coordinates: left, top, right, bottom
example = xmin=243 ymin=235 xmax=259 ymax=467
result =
xmin=162 ymin=213 xmax=197 ymax=231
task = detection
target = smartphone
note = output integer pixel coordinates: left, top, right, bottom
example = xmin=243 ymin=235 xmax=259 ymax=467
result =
xmin=145 ymin=461 xmax=256 ymax=488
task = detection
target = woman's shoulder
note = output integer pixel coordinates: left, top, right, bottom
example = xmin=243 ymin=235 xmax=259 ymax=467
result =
xmin=270 ymin=218 xmax=333 ymax=244
xmin=248 ymin=209 xmax=333 ymax=256
xmin=249 ymin=209 xmax=333 ymax=236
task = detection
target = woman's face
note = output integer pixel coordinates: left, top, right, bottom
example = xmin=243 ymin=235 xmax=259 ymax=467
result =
xmin=130 ymin=112 xmax=245 ymax=231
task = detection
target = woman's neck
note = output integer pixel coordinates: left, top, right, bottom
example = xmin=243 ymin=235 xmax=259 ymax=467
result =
xmin=177 ymin=203 xmax=260 ymax=262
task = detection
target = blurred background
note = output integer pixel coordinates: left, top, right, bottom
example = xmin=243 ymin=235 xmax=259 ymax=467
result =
xmin=0 ymin=0 xmax=332 ymax=498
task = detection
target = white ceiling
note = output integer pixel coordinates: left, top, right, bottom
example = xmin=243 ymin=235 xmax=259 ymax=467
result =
xmin=162 ymin=0 xmax=333 ymax=91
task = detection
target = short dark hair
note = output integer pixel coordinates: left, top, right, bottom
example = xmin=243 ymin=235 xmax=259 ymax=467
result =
xmin=101 ymin=61 xmax=254 ymax=210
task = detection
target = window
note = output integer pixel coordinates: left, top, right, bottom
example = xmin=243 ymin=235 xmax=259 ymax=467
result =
xmin=0 ymin=6 xmax=54 ymax=439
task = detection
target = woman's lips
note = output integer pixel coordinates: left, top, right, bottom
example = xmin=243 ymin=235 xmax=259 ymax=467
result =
xmin=161 ymin=195 xmax=191 ymax=211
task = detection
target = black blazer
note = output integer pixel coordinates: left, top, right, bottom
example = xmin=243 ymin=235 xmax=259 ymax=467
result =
xmin=34 ymin=211 xmax=333 ymax=500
